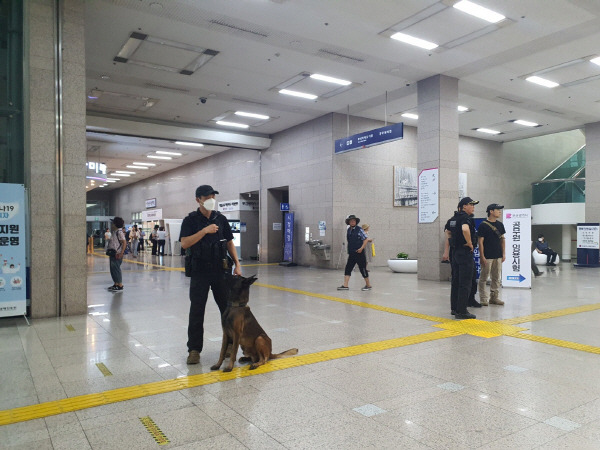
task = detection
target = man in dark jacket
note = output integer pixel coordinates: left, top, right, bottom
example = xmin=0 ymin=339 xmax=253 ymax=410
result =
xmin=337 ymin=215 xmax=372 ymax=291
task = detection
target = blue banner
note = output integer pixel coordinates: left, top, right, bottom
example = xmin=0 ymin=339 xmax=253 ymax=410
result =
xmin=334 ymin=122 xmax=403 ymax=154
xmin=0 ymin=184 xmax=27 ymax=317
xmin=283 ymin=212 xmax=294 ymax=262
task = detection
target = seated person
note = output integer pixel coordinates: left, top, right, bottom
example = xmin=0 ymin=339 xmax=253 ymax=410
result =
xmin=535 ymin=234 xmax=558 ymax=266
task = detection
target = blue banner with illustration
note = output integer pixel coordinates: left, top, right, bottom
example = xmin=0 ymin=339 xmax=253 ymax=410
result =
xmin=0 ymin=184 xmax=27 ymax=317
xmin=334 ymin=122 xmax=403 ymax=154
xmin=283 ymin=212 xmax=294 ymax=262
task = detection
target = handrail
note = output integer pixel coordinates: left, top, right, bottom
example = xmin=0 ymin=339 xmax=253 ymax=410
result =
xmin=531 ymin=177 xmax=585 ymax=185
xmin=532 ymin=178 xmax=585 ymax=205
xmin=540 ymin=144 xmax=585 ymax=181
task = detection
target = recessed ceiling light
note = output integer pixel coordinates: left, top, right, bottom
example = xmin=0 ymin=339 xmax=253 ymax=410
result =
xmin=590 ymin=57 xmax=600 ymax=66
xmin=453 ymin=0 xmax=505 ymax=23
xmin=234 ymin=111 xmax=270 ymax=120
xmin=457 ymin=105 xmax=470 ymax=112
xmin=216 ymin=120 xmax=250 ymax=129
xmin=390 ymin=32 xmax=438 ymax=50
xmin=514 ymin=119 xmax=539 ymax=127
xmin=310 ymin=74 xmax=352 ymax=86
xmin=401 ymin=113 xmax=419 ymax=120
xmin=110 ymin=172 xmax=130 ymax=176
xmin=155 ymin=150 xmax=182 ymax=156
xmin=147 ymin=155 xmax=172 ymax=160
xmin=132 ymin=162 xmax=156 ymax=166
xmin=114 ymin=170 xmax=136 ymax=174
xmin=476 ymin=128 xmax=501 ymax=135
xmin=126 ymin=165 xmax=149 ymax=169
xmin=279 ymin=89 xmax=318 ymax=100
xmin=175 ymin=141 xmax=204 ymax=147
xmin=106 ymin=178 xmax=120 ymax=181
xmin=101 ymin=75 xmax=110 ymax=80
xmin=106 ymin=180 xmax=116 ymax=183
xmin=526 ymin=76 xmax=559 ymax=88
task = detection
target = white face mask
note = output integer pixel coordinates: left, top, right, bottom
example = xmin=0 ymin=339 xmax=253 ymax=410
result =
xmin=202 ymin=198 xmax=216 ymax=211
xmin=538 ymin=238 xmax=543 ymax=242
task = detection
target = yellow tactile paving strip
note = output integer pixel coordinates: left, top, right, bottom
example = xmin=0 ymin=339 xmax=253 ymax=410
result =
xmin=506 ymin=331 xmax=600 ymax=354
xmin=0 ymin=330 xmax=460 ymax=426
xmin=140 ymin=416 xmax=170 ymax=445
xmin=434 ymin=319 xmax=528 ymax=338
xmin=496 ymin=302 xmax=600 ymax=325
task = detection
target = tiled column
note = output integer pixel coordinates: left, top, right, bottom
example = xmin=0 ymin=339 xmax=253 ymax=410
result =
xmin=26 ymin=0 xmax=87 ymax=317
xmin=417 ymin=75 xmax=459 ymax=281
xmin=585 ymin=122 xmax=600 ymax=223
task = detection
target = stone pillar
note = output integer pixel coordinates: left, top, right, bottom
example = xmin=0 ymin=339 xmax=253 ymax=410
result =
xmin=416 ymin=75 xmax=459 ymax=281
xmin=585 ymin=122 xmax=600 ymax=223
xmin=26 ymin=0 xmax=87 ymax=317
xmin=561 ymin=224 xmax=572 ymax=262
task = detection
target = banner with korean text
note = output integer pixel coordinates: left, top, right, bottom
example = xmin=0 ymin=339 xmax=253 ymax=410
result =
xmin=502 ymin=208 xmax=531 ymax=289
xmin=0 ymin=184 xmax=27 ymax=317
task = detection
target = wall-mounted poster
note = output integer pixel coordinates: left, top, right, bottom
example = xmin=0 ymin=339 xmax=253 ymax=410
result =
xmin=459 ymin=172 xmax=468 ymax=199
xmin=393 ymin=166 xmax=417 ymax=207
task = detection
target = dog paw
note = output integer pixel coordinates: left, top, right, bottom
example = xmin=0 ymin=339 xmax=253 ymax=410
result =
xmin=210 ymin=364 xmax=220 ymax=371
xmin=223 ymin=367 xmax=233 ymax=373
xmin=249 ymin=364 xmax=258 ymax=370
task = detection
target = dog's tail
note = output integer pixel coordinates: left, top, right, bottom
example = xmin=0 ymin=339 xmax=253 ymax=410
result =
xmin=270 ymin=348 xmax=299 ymax=359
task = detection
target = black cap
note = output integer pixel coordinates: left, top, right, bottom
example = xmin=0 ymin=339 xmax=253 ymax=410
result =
xmin=195 ymin=185 xmax=219 ymax=197
xmin=110 ymin=216 xmax=124 ymax=228
xmin=345 ymin=214 xmax=360 ymax=225
xmin=486 ymin=203 xmax=504 ymax=213
xmin=457 ymin=197 xmax=479 ymax=209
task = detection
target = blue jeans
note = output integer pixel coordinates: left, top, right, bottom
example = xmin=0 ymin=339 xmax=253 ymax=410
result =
xmin=109 ymin=256 xmax=123 ymax=284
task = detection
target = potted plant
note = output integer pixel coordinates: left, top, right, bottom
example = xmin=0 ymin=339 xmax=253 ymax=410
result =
xmin=388 ymin=252 xmax=417 ymax=273
xmin=396 ymin=252 xmax=409 ymax=259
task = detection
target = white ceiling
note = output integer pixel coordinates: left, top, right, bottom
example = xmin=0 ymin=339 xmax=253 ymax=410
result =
xmin=85 ymin=0 xmax=600 ymax=191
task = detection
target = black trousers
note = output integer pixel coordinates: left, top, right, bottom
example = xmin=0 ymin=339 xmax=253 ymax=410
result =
xmin=187 ymin=269 xmax=228 ymax=352
xmin=451 ymin=247 xmax=474 ymax=314
xmin=541 ymin=248 xmax=557 ymax=264
xmin=158 ymin=239 xmax=165 ymax=255
xmin=344 ymin=251 xmax=368 ymax=278
xmin=151 ymin=239 xmax=158 ymax=255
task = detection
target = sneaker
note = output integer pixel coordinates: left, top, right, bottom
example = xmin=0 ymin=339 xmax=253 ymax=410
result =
xmin=361 ymin=285 xmax=372 ymax=291
xmin=468 ymin=300 xmax=482 ymax=308
xmin=186 ymin=350 xmax=200 ymax=365
xmin=337 ymin=286 xmax=349 ymax=290
xmin=480 ymin=301 xmax=489 ymax=306
xmin=110 ymin=285 xmax=123 ymax=292
xmin=455 ymin=312 xmax=476 ymax=319
xmin=489 ymin=298 xmax=504 ymax=305
xmin=107 ymin=285 xmax=117 ymax=291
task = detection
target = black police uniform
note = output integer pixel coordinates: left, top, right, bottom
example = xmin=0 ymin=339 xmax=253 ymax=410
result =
xmin=180 ymin=208 xmax=234 ymax=353
xmin=345 ymin=226 xmax=368 ymax=278
xmin=449 ymin=211 xmax=478 ymax=315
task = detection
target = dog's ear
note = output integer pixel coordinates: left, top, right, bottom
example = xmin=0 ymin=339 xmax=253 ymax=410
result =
xmin=244 ymin=275 xmax=258 ymax=286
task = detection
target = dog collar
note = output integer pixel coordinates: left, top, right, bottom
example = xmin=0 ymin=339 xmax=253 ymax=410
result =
xmin=228 ymin=302 xmax=245 ymax=307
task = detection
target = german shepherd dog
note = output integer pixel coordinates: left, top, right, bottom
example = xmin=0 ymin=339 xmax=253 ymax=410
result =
xmin=211 ymin=275 xmax=298 ymax=372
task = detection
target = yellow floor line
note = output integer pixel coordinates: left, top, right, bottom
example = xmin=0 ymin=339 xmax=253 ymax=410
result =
xmin=496 ymin=302 xmax=600 ymax=325
xmin=0 ymin=330 xmax=460 ymax=426
xmin=255 ymin=282 xmax=453 ymax=323
xmin=507 ymin=332 xmax=600 ymax=354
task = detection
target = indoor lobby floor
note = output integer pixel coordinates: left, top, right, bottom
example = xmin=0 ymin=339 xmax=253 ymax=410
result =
xmin=1 ymin=252 xmax=600 ymax=449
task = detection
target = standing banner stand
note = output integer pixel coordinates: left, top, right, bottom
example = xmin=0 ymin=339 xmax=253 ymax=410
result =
xmin=574 ymin=223 xmax=600 ymax=267
xmin=502 ymin=208 xmax=532 ymax=289
xmin=0 ymin=183 xmax=29 ymax=324
xmin=473 ymin=218 xmax=484 ymax=279
xmin=280 ymin=212 xmax=297 ymax=267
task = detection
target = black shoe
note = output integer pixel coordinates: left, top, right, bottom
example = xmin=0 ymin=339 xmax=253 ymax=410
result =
xmin=455 ymin=312 xmax=476 ymax=319
xmin=110 ymin=285 xmax=123 ymax=292
xmin=547 ymin=263 xmax=556 ymax=266
xmin=107 ymin=284 xmax=117 ymax=290
xmin=337 ymin=285 xmax=349 ymax=290
xmin=468 ymin=300 xmax=482 ymax=308
xmin=534 ymin=272 xmax=543 ymax=277
xmin=451 ymin=310 xmax=457 ymax=316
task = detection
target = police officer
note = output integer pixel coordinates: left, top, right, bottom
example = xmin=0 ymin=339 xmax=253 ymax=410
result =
xmin=447 ymin=197 xmax=479 ymax=319
xmin=180 ymin=185 xmax=241 ymax=364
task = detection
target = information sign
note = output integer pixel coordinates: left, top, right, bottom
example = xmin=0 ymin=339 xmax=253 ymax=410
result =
xmin=418 ymin=168 xmax=439 ymax=223
xmin=502 ymin=208 xmax=531 ymax=288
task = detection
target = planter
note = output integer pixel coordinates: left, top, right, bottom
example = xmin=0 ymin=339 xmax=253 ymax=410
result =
xmin=387 ymin=259 xmax=418 ymax=273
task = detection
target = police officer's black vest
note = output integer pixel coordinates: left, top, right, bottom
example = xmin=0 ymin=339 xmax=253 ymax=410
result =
xmin=347 ymin=226 xmax=363 ymax=253
xmin=448 ymin=211 xmax=476 ymax=248
xmin=186 ymin=210 xmax=228 ymax=263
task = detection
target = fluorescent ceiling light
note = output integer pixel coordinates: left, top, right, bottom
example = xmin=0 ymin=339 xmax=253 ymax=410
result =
xmin=106 ymin=178 xmax=120 ymax=181
xmin=390 ymin=32 xmax=438 ymax=50
xmin=476 ymin=128 xmax=501 ymax=135
xmin=279 ymin=89 xmax=318 ymax=100
xmin=526 ymin=76 xmax=559 ymax=88
xmin=453 ymin=0 xmax=505 ymax=24
xmin=514 ymin=119 xmax=539 ymax=127
xmin=234 ymin=111 xmax=270 ymax=120
xmin=310 ymin=74 xmax=352 ymax=86
xmin=126 ymin=165 xmax=149 ymax=169
xmin=401 ymin=113 xmax=419 ymax=120
xmin=110 ymin=173 xmax=130 ymax=176
xmin=590 ymin=57 xmax=600 ymax=66
xmin=216 ymin=120 xmax=250 ymax=129
xmin=457 ymin=105 xmax=469 ymax=112
xmin=147 ymin=155 xmax=172 ymax=160
xmin=175 ymin=141 xmax=204 ymax=147
xmin=114 ymin=170 xmax=136 ymax=174
xmin=132 ymin=162 xmax=156 ymax=166
xmin=155 ymin=151 xmax=182 ymax=156
xmin=106 ymin=180 xmax=116 ymax=183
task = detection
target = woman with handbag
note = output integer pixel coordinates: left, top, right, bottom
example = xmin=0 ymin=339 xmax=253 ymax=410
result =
xmin=106 ymin=216 xmax=126 ymax=291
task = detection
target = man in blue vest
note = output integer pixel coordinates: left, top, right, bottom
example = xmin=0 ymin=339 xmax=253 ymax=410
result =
xmin=338 ymin=215 xmax=372 ymax=291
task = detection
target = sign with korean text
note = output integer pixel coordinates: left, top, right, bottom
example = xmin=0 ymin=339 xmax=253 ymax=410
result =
xmin=334 ymin=122 xmax=403 ymax=154
xmin=577 ymin=224 xmax=599 ymax=249
xmin=283 ymin=212 xmax=294 ymax=262
xmin=218 ymin=200 xmax=259 ymax=212
xmin=280 ymin=203 xmax=289 ymax=211
xmin=145 ymin=198 xmax=156 ymax=209
xmin=142 ymin=208 xmax=162 ymax=222
xmin=502 ymin=208 xmax=531 ymax=288
xmin=0 ymin=184 xmax=27 ymax=317
xmin=418 ymin=168 xmax=439 ymax=223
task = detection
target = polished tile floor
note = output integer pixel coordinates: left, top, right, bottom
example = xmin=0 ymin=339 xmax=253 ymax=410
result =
xmin=1 ymin=252 xmax=600 ymax=449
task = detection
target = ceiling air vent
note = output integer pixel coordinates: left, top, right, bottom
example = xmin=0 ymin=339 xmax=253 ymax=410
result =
xmin=232 ymin=97 xmax=269 ymax=107
xmin=209 ymin=20 xmax=268 ymax=38
xmin=495 ymin=96 xmax=523 ymax=104
xmin=543 ymin=108 xmax=565 ymax=115
xmin=318 ymin=49 xmax=365 ymax=63
xmin=145 ymin=82 xmax=190 ymax=93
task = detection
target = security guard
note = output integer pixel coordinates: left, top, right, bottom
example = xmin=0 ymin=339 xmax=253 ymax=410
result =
xmin=180 ymin=185 xmax=241 ymax=364
xmin=447 ymin=197 xmax=479 ymax=319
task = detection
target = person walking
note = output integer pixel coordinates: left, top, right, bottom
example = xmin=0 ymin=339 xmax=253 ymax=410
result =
xmin=361 ymin=223 xmax=374 ymax=267
xmin=138 ymin=229 xmax=145 ymax=253
xmin=130 ymin=225 xmax=140 ymax=258
xmin=337 ymin=215 xmax=372 ymax=291
xmin=104 ymin=228 xmax=111 ymax=250
xmin=157 ymin=226 xmax=168 ymax=256
xmin=151 ymin=225 xmax=159 ymax=255
xmin=107 ymin=216 xmax=126 ymax=292
xmin=478 ymin=204 xmax=506 ymax=306
xmin=180 ymin=185 xmax=242 ymax=364
xmin=536 ymin=234 xmax=558 ymax=266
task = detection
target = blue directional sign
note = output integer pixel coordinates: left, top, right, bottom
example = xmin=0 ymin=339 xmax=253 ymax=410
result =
xmin=280 ymin=203 xmax=290 ymax=211
xmin=335 ymin=122 xmax=403 ymax=154
xmin=506 ymin=274 xmax=526 ymax=283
